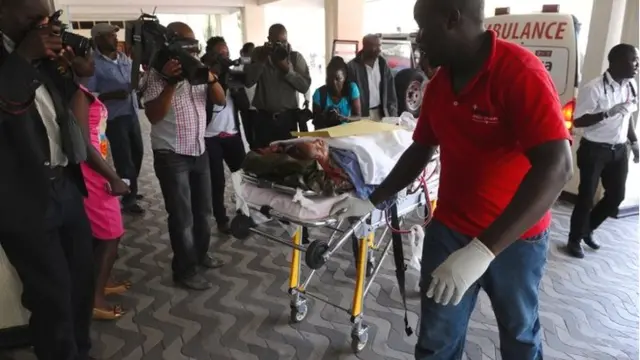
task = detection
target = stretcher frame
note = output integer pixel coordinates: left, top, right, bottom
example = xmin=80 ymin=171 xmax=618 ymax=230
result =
xmin=231 ymin=175 xmax=438 ymax=353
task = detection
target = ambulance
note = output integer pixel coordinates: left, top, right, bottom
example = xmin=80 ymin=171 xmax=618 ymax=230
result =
xmin=485 ymin=5 xmax=584 ymax=198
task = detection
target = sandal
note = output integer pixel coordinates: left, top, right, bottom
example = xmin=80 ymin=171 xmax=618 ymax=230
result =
xmin=92 ymin=305 xmax=125 ymax=321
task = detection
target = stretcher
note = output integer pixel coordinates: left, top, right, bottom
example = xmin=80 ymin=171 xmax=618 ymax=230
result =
xmin=230 ymin=156 xmax=439 ymax=353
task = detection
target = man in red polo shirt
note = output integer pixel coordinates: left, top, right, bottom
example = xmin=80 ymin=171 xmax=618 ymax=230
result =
xmin=340 ymin=0 xmax=573 ymax=358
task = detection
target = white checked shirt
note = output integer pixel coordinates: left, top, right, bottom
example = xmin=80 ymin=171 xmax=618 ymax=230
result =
xmin=575 ymin=71 xmax=638 ymax=144
xmin=144 ymin=70 xmax=207 ymax=156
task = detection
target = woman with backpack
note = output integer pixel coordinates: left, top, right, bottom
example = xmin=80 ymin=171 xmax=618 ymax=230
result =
xmin=312 ymin=56 xmax=362 ymax=129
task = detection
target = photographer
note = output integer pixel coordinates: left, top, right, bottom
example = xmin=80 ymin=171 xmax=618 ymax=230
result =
xmin=201 ymin=36 xmax=247 ymax=234
xmin=89 ymin=23 xmax=144 ymax=214
xmin=244 ymin=23 xmax=311 ymax=148
xmin=0 ymin=0 xmax=123 ymax=358
xmin=143 ymin=22 xmax=226 ymax=291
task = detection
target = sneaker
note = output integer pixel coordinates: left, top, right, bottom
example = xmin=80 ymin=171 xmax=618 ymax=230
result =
xmin=174 ymin=273 xmax=212 ymax=290
xmin=200 ymin=254 xmax=225 ymax=269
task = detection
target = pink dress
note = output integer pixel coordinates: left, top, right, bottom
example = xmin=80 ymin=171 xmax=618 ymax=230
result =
xmin=79 ymin=86 xmax=125 ymax=240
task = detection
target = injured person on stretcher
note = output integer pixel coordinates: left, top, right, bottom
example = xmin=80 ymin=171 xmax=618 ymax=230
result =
xmin=234 ymin=119 xmax=439 ymax=223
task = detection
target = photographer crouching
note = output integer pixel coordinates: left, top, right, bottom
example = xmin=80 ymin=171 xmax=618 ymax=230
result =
xmin=244 ymin=24 xmax=311 ymax=149
xmin=143 ymin=22 xmax=226 ymax=290
xmin=200 ymin=36 xmax=247 ymax=234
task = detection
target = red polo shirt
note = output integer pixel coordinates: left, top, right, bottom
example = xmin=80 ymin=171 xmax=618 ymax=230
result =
xmin=414 ymin=30 xmax=570 ymax=239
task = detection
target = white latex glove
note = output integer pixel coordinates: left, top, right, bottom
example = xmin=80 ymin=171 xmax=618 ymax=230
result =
xmin=335 ymin=198 xmax=375 ymax=219
xmin=426 ymin=239 xmax=495 ymax=306
xmin=606 ymin=102 xmax=633 ymax=118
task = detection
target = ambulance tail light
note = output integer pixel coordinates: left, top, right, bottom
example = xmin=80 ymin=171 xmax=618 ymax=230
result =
xmin=494 ymin=7 xmax=510 ymax=15
xmin=562 ymin=99 xmax=575 ymax=131
xmin=542 ymin=4 xmax=560 ymax=13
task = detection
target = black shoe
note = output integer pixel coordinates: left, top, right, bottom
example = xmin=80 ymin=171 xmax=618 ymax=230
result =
xmin=566 ymin=241 xmax=585 ymax=258
xmin=174 ymin=273 xmax=212 ymax=290
xmin=123 ymin=203 xmax=145 ymax=215
xmin=583 ymin=233 xmax=600 ymax=250
xmin=217 ymin=222 xmax=231 ymax=235
xmin=200 ymin=254 xmax=225 ymax=269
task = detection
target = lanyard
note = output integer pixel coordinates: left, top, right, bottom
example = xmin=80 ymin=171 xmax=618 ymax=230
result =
xmin=602 ymin=72 xmax=637 ymax=102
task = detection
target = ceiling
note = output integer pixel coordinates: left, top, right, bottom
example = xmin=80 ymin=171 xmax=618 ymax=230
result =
xmin=56 ymin=0 xmax=248 ymax=20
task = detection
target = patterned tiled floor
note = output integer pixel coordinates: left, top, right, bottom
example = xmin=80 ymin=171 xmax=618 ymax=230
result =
xmin=1 ymin=116 xmax=639 ymax=360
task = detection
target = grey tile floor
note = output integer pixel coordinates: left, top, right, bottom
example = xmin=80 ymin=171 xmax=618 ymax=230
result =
xmin=1 ymin=116 xmax=638 ymax=360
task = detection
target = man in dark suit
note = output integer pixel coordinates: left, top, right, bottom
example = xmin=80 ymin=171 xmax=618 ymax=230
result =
xmin=0 ymin=0 xmax=124 ymax=358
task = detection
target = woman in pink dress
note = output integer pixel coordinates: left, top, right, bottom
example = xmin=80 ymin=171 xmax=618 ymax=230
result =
xmin=68 ymin=48 xmax=130 ymax=321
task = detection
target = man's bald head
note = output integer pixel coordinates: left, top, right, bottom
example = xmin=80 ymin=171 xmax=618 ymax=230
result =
xmin=167 ymin=22 xmax=195 ymax=39
xmin=268 ymin=23 xmax=287 ymax=43
xmin=414 ymin=0 xmax=486 ymax=67
xmin=362 ymin=34 xmax=381 ymax=60
xmin=0 ymin=0 xmax=52 ymax=42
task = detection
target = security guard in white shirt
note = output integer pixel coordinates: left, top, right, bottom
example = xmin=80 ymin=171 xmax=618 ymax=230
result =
xmin=567 ymin=44 xmax=639 ymax=258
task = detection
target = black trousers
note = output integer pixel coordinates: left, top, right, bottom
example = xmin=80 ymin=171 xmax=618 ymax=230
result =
xmin=239 ymin=109 xmax=257 ymax=150
xmin=205 ymin=134 xmax=246 ymax=225
xmin=153 ymin=150 xmax=213 ymax=279
xmin=0 ymin=171 xmax=94 ymax=360
xmin=106 ymin=114 xmax=144 ymax=205
xmin=252 ymin=109 xmax=299 ymax=149
xmin=569 ymin=139 xmax=628 ymax=242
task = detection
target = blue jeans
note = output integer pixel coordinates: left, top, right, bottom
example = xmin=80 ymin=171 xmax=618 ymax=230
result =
xmin=415 ymin=220 xmax=549 ymax=360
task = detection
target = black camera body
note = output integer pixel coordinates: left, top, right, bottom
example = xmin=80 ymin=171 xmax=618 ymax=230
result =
xmin=263 ymin=41 xmax=290 ymax=62
xmin=50 ymin=10 xmax=92 ymax=58
xmin=201 ymin=52 xmax=249 ymax=90
xmin=125 ymin=14 xmax=209 ymax=87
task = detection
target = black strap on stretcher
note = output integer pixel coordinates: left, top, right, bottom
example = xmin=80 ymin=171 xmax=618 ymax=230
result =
xmin=389 ymin=204 xmax=413 ymax=336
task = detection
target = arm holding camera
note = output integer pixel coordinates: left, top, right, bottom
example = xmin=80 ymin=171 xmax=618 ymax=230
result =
xmin=0 ymin=25 xmax=60 ymax=116
xmin=282 ymin=52 xmax=311 ymax=94
xmin=207 ymin=71 xmax=226 ymax=106
xmin=143 ymin=60 xmax=180 ymax=124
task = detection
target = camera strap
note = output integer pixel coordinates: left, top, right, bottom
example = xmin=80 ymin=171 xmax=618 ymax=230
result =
xmin=130 ymin=21 xmax=144 ymax=91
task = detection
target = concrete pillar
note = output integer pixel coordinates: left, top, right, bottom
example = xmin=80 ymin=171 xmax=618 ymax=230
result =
xmin=324 ymin=0 xmax=365 ymax=64
xmin=580 ymin=0 xmax=627 ymax=82
xmin=619 ymin=0 xmax=640 ymax=213
xmin=241 ymin=4 xmax=267 ymax=46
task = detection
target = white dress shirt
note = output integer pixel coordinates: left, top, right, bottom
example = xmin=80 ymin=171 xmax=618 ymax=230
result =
xmin=575 ymin=71 xmax=638 ymax=144
xmin=2 ymin=34 xmax=68 ymax=167
xmin=366 ymin=58 xmax=381 ymax=109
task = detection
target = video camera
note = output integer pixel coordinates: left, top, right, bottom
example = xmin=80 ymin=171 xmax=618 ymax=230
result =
xmin=49 ymin=10 xmax=92 ymax=58
xmin=125 ymin=13 xmax=210 ymax=88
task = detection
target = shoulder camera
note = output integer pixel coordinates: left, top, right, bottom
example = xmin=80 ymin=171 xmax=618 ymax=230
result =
xmin=125 ymin=14 xmax=210 ymax=87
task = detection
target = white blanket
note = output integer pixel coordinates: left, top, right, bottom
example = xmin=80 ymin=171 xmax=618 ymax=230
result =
xmin=326 ymin=129 xmax=413 ymax=185
xmin=239 ymin=182 xmax=349 ymax=221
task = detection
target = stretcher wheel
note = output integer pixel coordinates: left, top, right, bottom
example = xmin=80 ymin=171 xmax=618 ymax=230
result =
xmin=290 ymin=303 xmax=308 ymax=323
xmin=351 ymin=327 xmax=369 ymax=353
xmin=230 ymin=214 xmax=256 ymax=240
xmin=305 ymin=240 xmax=329 ymax=269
